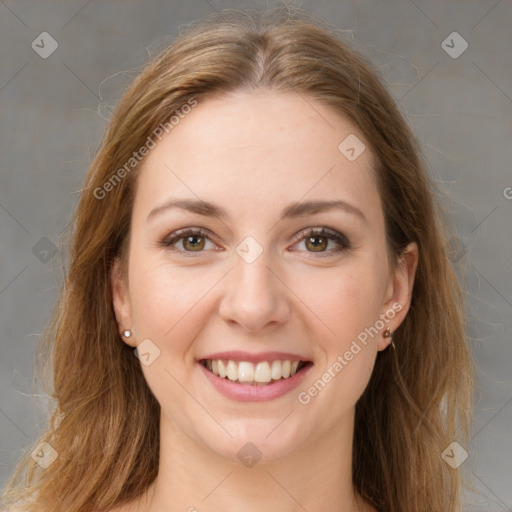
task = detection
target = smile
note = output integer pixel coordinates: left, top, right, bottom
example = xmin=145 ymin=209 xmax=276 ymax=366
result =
xmin=200 ymin=358 xmax=309 ymax=385
xmin=198 ymin=350 xmax=313 ymax=401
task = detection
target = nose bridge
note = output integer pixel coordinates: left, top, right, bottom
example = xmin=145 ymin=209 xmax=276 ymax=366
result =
xmin=219 ymin=238 xmax=289 ymax=331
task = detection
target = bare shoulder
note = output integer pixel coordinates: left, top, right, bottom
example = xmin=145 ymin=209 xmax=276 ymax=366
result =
xmin=2 ymin=501 xmax=140 ymax=512
xmin=107 ymin=486 xmax=153 ymax=512
xmin=106 ymin=500 xmax=142 ymax=512
xmin=105 ymin=505 xmax=129 ymax=512
xmin=2 ymin=505 xmax=130 ymax=512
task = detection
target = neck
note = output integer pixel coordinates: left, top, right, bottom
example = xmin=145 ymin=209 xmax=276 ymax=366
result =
xmin=135 ymin=410 xmax=370 ymax=512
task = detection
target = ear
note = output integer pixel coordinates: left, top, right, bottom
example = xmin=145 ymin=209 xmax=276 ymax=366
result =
xmin=111 ymin=257 xmax=136 ymax=347
xmin=378 ymin=242 xmax=419 ymax=351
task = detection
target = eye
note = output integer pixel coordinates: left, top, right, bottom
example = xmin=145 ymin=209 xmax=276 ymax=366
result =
xmin=290 ymin=227 xmax=350 ymax=256
xmin=159 ymin=227 xmax=217 ymax=254
xmin=159 ymin=226 xmax=350 ymax=257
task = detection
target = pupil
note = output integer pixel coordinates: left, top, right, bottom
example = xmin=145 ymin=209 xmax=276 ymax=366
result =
xmin=185 ymin=236 xmax=204 ymax=250
xmin=308 ymin=236 xmax=326 ymax=251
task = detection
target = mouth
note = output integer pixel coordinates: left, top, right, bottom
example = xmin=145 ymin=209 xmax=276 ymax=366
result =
xmin=199 ymin=358 xmax=312 ymax=386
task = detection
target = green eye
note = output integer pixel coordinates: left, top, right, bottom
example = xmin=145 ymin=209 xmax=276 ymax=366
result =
xmin=160 ymin=226 xmax=349 ymax=257
xmin=160 ymin=227 xmax=215 ymax=254
xmin=292 ymin=227 xmax=350 ymax=256
xmin=182 ymin=234 xmax=206 ymax=251
xmin=305 ymin=235 xmax=329 ymax=252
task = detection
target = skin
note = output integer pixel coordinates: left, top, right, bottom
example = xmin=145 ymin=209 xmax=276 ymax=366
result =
xmin=110 ymin=90 xmax=418 ymax=512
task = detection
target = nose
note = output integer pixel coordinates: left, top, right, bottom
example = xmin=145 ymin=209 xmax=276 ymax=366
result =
xmin=218 ymin=249 xmax=291 ymax=333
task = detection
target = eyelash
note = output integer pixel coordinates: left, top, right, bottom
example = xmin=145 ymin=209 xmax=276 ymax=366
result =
xmin=159 ymin=227 xmax=350 ymax=258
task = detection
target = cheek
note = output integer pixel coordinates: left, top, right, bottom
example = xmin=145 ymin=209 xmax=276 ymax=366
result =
xmin=128 ymin=256 xmax=224 ymax=356
xmin=127 ymin=257 xmax=223 ymax=407
xmin=292 ymin=262 xmax=384 ymax=407
xmin=293 ymin=260 xmax=385 ymax=346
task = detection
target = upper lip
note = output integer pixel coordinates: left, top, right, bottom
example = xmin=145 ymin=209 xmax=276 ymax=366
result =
xmin=199 ymin=350 xmax=312 ymax=364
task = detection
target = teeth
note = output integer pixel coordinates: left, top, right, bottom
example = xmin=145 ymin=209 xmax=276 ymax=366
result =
xmin=226 ymin=360 xmax=238 ymax=381
xmin=218 ymin=360 xmax=227 ymax=378
xmin=238 ymin=362 xmax=254 ymax=382
xmin=282 ymin=360 xmax=291 ymax=378
xmin=271 ymin=360 xmax=282 ymax=380
xmin=203 ymin=359 xmax=306 ymax=384
xmin=254 ymin=362 xmax=271 ymax=383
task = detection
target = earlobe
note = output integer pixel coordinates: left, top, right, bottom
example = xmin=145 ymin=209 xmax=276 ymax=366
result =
xmin=378 ymin=242 xmax=419 ymax=351
xmin=110 ymin=258 xmax=136 ymax=347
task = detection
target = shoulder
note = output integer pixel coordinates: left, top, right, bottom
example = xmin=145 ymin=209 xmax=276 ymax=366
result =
xmin=105 ymin=503 xmax=137 ymax=512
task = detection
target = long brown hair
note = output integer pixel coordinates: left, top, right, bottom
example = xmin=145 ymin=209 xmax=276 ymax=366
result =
xmin=1 ymin=8 xmax=472 ymax=512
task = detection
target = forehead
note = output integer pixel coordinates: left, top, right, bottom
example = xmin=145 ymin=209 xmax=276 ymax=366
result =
xmin=134 ymin=90 xmax=381 ymax=224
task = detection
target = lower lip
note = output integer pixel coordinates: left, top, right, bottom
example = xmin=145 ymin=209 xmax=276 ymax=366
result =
xmin=198 ymin=362 xmax=313 ymax=402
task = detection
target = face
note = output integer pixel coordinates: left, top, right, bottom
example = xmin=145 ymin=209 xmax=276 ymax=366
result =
xmin=111 ymin=90 xmax=417 ymax=463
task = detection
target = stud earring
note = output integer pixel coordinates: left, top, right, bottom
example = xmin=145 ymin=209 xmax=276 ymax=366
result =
xmin=122 ymin=330 xmax=132 ymax=338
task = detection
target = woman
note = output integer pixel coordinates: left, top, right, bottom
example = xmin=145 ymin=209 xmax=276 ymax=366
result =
xmin=2 ymin=8 xmax=472 ymax=512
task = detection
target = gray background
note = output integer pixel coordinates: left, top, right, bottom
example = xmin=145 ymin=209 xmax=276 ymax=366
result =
xmin=0 ymin=0 xmax=511 ymax=510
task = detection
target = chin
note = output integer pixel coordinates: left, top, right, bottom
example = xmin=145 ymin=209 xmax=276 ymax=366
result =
xmin=200 ymin=417 xmax=311 ymax=465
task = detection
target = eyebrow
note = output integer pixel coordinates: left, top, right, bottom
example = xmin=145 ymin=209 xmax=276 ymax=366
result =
xmin=147 ymin=198 xmax=367 ymax=224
